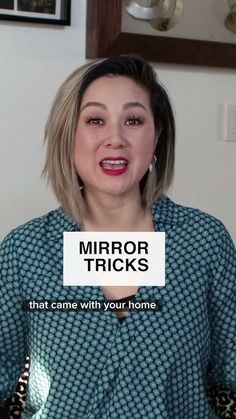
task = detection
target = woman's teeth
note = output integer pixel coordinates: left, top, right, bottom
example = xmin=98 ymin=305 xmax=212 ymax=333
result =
xmin=101 ymin=160 xmax=127 ymax=169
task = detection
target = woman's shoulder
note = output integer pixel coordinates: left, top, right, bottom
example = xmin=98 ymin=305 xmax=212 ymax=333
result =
xmin=1 ymin=207 xmax=77 ymax=248
xmin=152 ymin=195 xmax=234 ymax=247
xmin=153 ymin=195 xmax=225 ymax=228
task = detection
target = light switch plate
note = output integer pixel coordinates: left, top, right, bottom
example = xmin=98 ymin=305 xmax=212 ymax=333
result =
xmin=225 ymin=104 xmax=236 ymax=141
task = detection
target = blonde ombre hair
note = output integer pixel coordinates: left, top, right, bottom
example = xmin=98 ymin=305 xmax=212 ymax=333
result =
xmin=43 ymin=55 xmax=175 ymax=223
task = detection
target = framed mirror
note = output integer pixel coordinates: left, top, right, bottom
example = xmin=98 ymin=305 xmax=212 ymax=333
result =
xmin=86 ymin=0 xmax=236 ymax=68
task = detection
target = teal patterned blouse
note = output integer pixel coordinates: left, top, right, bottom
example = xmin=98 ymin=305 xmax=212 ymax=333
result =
xmin=0 ymin=196 xmax=235 ymax=419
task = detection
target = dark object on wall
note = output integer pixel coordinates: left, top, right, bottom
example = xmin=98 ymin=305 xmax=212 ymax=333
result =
xmin=0 ymin=0 xmax=14 ymax=10
xmin=86 ymin=0 xmax=236 ymax=68
xmin=0 ymin=0 xmax=70 ymax=25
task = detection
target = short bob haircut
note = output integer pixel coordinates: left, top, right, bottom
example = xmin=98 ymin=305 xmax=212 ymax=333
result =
xmin=43 ymin=54 xmax=175 ymax=223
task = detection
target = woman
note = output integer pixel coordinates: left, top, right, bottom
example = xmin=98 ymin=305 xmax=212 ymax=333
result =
xmin=0 ymin=55 xmax=235 ymax=419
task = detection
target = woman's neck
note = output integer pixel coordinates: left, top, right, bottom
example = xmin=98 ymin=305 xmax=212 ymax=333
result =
xmin=81 ymin=189 xmax=154 ymax=232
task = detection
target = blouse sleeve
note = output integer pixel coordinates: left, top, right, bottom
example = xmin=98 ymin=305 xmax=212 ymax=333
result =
xmin=0 ymin=231 xmax=28 ymax=404
xmin=207 ymin=221 xmax=236 ymax=390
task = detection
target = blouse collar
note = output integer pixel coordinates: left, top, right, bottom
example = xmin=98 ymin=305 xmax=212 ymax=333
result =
xmin=47 ymin=195 xmax=179 ymax=242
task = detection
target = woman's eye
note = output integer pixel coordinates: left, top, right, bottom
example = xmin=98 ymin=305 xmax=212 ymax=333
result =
xmin=125 ymin=118 xmax=143 ymax=126
xmin=86 ymin=118 xmax=104 ymax=126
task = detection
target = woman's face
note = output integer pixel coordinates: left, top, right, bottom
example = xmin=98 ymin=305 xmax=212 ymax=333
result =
xmin=74 ymin=75 xmax=156 ymax=199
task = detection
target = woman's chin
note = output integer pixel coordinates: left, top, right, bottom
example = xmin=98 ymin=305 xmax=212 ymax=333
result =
xmin=95 ymin=184 xmax=135 ymax=198
xmin=84 ymin=179 xmax=139 ymax=199
xmin=100 ymin=187 xmax=130 ymax=197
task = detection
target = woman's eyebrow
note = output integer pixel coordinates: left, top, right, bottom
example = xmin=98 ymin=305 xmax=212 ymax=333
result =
xmin=80 ymin=101 xmax=147 ymax=112
xmin=80 ymin=102 xmax=107 ymax=112
xmin=123 ymin=102 xmax=147 ymax=112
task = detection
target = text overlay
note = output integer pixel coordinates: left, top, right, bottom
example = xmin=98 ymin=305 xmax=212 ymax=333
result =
xmin=63 ymin=232 xmax=165 ymax=286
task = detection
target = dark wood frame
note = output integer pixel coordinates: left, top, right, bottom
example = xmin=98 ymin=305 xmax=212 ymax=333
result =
xmin=86 ymin=0 xmax=236 ymax=68
xmin=0 ymin=0 xmax=71 ymax=25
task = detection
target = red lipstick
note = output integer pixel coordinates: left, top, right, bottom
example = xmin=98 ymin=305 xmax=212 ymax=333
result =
xmin=100 ymin=157 xmax=128 ymax=176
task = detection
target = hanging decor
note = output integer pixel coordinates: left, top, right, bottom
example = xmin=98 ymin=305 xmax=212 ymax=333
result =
xmin=0 ymin=0 xmax=70 ymax=25
xmin=225 ymin=0 xmax=236 ymax=33
xmin=123 ymin=0 xmax=183 ymax=31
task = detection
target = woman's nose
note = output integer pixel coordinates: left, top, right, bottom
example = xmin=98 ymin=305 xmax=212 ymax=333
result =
xmin=104 ymin=125 xmax=127 ymax=148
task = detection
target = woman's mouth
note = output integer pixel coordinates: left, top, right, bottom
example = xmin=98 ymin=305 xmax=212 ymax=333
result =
xmin=100 ymin=158 xmax=128 ymax=176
